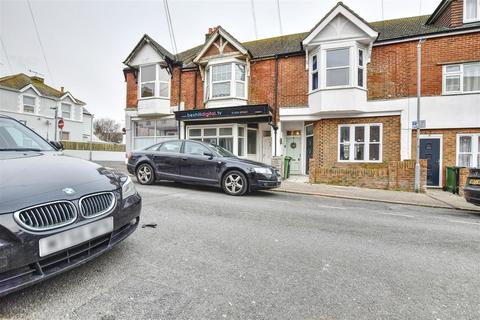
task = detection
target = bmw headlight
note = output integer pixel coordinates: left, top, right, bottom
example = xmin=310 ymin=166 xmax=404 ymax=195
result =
xmin=122 ymin=176 xmax=137 ymax=200
xmin=253 ymin=167 xmax=272 ymax=175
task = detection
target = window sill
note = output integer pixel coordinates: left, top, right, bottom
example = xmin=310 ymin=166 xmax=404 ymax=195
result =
xmin=207 ymin=96 xmax=247 ymax=101
xmin=337 ymin=160 xmax=383 ymax=164
xmin=138 ymin=96 xmax=170 ymax=101
xmin=308 ymin=86 xmax=367 ymax=95
xmin=442 ymin=91 xmax=480 ymax=96
xmin=463 ymin=18 xmax=480 ymax=24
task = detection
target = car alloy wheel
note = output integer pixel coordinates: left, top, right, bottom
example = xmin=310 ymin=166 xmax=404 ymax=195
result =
xmin=136 ymin=163 xmax=154 ymax=185
xmin=223 ymin=171 xmax=247 ymax=196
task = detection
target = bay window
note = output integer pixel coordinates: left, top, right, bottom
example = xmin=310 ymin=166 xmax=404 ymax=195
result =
xmin=357 ymin=49 xmax=365 ymax=88
xmin=205 ymin=62 xmax=247 ymax=100
xmin=457 ymin=134 xmax=480 ymax=168
xmin=465 ymin=0 xmax=480 ymax=22
xmin=443 ymin=62 xmax=480 ymax=94
xmin=326 ymin=48 xmax=350 ymax=87
xmin=311 ymin=54 xmax=319 ymax=91
xmin=139 ymin=64 xmax=170 ymax=99
xmin=338 ymin=124 xmax=382 ymax=162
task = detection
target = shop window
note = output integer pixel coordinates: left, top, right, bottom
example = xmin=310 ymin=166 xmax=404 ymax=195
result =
xmin=133 ymin=119 xmax=178 ymax=150
xmin=457 ymin=134 xmax=480 ymax=168
xmin=247 ymin=129 xmax=257 ymax=154
xmin=338 ymin=124 xmax=382 ymax=163
xmin=187 ymin=127 xmax=234 ymax=153
xmin=238 ymin=127 xmax=245 ymax=156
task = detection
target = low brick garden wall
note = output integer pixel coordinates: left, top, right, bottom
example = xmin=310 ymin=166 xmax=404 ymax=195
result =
xmin=309 ymin=159 xmax=427 ymax=192
xmin=458 ymin=167 xmax=470 ymax=196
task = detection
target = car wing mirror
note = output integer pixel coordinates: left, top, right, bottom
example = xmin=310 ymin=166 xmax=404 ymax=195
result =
xmin=203 ymin=152 xmax=214 ymax=159
xmin=50 ymin=140 xmax=64 ymax=150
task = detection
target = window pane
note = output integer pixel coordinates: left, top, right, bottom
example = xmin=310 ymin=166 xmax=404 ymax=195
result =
xmin=189 ymin=128 xmax=201 ymax=137
xmin=354 ymin=126 xmax=365 ymax=142
xmin=312 ymin=55 xmax=317 ymax=70
xmin=134 ymin=137 xmax=155 ymax=150
xmin=184 ymin=142 xmax=210 ymax=155
xmin=156 ymin=119 xmax=177 ymax=136
xmin=327 ymin=68 xmax=349 ymax=87
xmin=236 ymin=81 xmax=245 ymax=98
xmin=354 ymin=144 xmax=364 ymax=160
xmin=312 ymin=72 xmax=318 ymax=90
xmin=158 ymin=141 xmax=182 ymax=153
xmin=219 ymin=128 xmax=232 ymax=136
xmin=305 ymin=125 xmax=314 ymax=136
xmin=370 ymin=126 xmax=380 ymax=142
xmin=247 ymin=130 xmax=257 ymax=154
xmin=23 ymin=96 xmax=35 ymax=105
xmin=212 ymin=64 xmax=231 ymax=81
xmin=235 ymin=64 xmax=245 ymax=81
xmin=340 ymin=144 xmax=350 ymax=160
xmin=159 ymin=82 xmax=169 ymax=97
xmin=358 ymin=50 xmax=364 ymax=66
xmin=238 ymin=137 xmax=245 ymax=156
xmin=219 ymin=137 xmax=233 ymax=152
xmin=466 ymin=0 xmax=478 ymax=19
xmin=327 ymin=48 xmax=349 ymax=68
xmin=158 ymin=67 xmax=170 ymax=81
xmin=357 ymin=68 xmax=364 ymax=87
xmin=62 ymin=111 xmax=71 ymax=119
xmin=369 ymin=144 xmax=380 ymax=161
xmin=459 ymin=154 xmax=472 ymax=167
xmin=340 ymin=126 xmax=350 ymax=142
xmin=212 ymin=82 xmax=230 ymax=97
xmin=135 ymin=121 xmax=155 ymax=136
xmin=61 ymin=104 xmax=71 ymax=112
xmin=204 ymin=128 xmax=217 ymax=136
xmin=205 ymin=68 xmax=210 ymax=100
xmin=238 ymin=127 xmax=245 ymax=137
xmin=141 ymin=83 xmax=155 ymax=97
xmin=141 ymin=65 xmax=156 ymax=82
xmin=463 ymin=63 xmax=480 ymax=92
xmin=446 ymin=65 xmax=460 ymax=73
xmin=203 ymin=137 xmax=217 ymax=144
xmin=460 ymin=136 xmax=472 ymax=152
xmin=23 ymin=105 xmax=34 ymax=113
xmin=446 ymin=76 xmax=460 ymax=92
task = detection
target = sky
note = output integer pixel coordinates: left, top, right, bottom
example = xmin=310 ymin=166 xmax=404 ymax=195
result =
xmin=0 ymin=0 xmax=441 ymax=123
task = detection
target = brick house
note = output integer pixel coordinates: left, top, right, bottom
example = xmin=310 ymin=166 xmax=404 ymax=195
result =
xmin=123 ymin=0 xmax=480 ymax=190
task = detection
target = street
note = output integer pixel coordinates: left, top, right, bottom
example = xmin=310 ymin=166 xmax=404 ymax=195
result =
xmin=1 ymin=183 xmax=480 ymax=319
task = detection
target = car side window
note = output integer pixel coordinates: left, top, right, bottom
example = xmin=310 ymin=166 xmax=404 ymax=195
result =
xmin=158 ymin=141 xmax=182 ymax=153
xmin=184 ymin=141 xmax=211 ymax=156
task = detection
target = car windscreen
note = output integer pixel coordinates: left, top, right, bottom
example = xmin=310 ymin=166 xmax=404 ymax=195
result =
xmin=0 ymin=118 xmax=54 ymax=151
xmin=208 ymin=144 xmax=236 ymax=157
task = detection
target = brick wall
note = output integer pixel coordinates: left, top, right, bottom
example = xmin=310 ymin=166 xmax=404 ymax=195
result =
xmin=411 ymin=128 xmax=480 ymax=185
xmin=433 ymin=0 xmax=464 ymax=27
xmin=459 ymin=167 xmax=470 ymax=196
xmin=311 ymin=115 xmax=401 ymax=168
xmin=368 ymin=31 xmax=480 ymax=100
xmin=125 ymin=70 xmax=137 ymax=108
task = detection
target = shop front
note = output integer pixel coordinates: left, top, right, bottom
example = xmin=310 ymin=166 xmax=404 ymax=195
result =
xmin=175 ymin=104 xmax=274 ymax=163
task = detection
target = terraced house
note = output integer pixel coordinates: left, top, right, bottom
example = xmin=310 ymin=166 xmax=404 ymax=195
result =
xmin=123 ymin=0 xmax=480 ymax=190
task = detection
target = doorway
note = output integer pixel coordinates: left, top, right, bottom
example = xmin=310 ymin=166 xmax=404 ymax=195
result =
xmin=286 ymin=130 xmax=302 ymax=174
xmin=420 ymin=137 xmax=441 ymax=187
xmin=305 ymin=125 xmax=314 ymax=174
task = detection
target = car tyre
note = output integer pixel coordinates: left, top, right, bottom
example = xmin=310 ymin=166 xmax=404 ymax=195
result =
xmin=222 ymin=170 xmax=248 ymax=196
xmin=136 ymin=163 xmax=155 ymax=185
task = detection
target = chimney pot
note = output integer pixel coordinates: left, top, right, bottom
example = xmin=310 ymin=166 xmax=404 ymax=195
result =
xmin=60 ymin=86 xmax=64 ymax=93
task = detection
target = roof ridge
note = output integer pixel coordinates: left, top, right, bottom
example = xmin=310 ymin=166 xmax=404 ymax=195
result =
xmin=242 ymin=31 xmax=308 ymax=45
xmin=369 ymin=14 xmax=430 ymax=25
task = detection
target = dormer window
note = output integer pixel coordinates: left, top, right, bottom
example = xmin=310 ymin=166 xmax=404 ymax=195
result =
xmin=23 ymin=96 xmax=35 ymax=114
xmin=465 ymin=0 xmax=480 ymax=23
xmin=139 ymin=64 xmax=170 ymax=99
xmin=61 ymin=103 xmax=72 ymax=119
xmin=205 ymin=62 xmax=247 ymax=101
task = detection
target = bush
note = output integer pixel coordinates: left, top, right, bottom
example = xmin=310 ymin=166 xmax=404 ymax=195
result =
xmin=61 ymin=141 xmax=125 ymax=152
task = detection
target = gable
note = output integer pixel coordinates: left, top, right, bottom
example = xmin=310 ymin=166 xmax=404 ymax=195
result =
xmin=202 ymin=37 xmax=239 ymax=58
xmin=130 ymin=43 xmax=165 ymax=66
xmin=312 ymin=13 xmax=372 ymax=43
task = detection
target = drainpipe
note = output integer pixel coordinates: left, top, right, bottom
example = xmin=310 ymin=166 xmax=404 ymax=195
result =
xmin=414 ymin=38 xmax=425 ymax=193
xmin=273 ymin=54 xmax=280 ymax=156
xmin=177 ymin=67 xmax=182 ymax=139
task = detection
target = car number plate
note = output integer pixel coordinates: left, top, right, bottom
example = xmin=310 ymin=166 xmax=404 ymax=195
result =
xmin=39 ymin=217 xmax=113 ymax=257
xmin=470 ymin=179 xmax=480 ymax=186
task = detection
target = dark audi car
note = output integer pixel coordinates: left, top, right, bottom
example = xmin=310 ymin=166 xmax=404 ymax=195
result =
xmin=0 ymin=115 xmax=141 ymax=297
xmin=127 ymin=139 xmax=281 ymax=196
xmin=464 ymin=168 xmax=480 ymax=206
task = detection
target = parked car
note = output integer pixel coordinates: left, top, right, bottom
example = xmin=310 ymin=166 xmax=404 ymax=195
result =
xmin=0 ymin=114 xmax=141 ymax=297
xmin=464 ymin=168 xmax=480 ymax=206
xmin=127 ymin=139 xmax=281 ymax=196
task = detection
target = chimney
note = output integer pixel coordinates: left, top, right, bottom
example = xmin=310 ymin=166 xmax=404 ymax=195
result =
xmin=60 ymin=86 xmax=64 ymax=93
xmin=205 ymin=27 xmax=216 ymax=41
xmin=31 ymin=76 xmax=44 ymax=83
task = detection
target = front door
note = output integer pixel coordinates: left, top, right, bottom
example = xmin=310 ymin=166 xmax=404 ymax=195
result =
xmin=420 ymin=138 xmax=441 ymax=187
xmin=286 ymin=136 xmax=302 ymax=174
xmin=306 ymin=135 xmax=313 ymax=174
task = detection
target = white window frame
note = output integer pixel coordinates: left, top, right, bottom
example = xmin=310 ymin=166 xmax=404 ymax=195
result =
xmin=61 ymin=103 xmax=72 ymax=119
xmin=464 ymin=0 xmax=480 ymax=23
xmin=357 ymin=48 xmax=366 ymax=88
xmin=456 ymin=133 xmax=480 ymax=168
xmin=186 ymin=125 xmax=236 ymax=153
xmin=204 ymin=61 xmax=247 ymax=101
xmin=138 ymin=63 xmax=170 ymax=100
xmin=324 ymin=47 xmax=351 ymax=88
xmin=443 ymin=62 xmax=480 ymax=94
xmin=22 ymin=95 xmax=36 ymax=114
xmin=337 ymin=123 xmax=383 ymax=163
xmin=310 ymin=51 xmax=319 ymax=92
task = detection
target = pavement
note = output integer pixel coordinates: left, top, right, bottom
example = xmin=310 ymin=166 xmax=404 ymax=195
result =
xmin=2 ymin=182 xmax=480 ymax=319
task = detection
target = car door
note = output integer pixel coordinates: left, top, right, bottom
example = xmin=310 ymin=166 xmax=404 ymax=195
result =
xmin=151 ymin=140 xmax=183 ymax=179
xmin=179 ymin=141 xmax=219 ymax=184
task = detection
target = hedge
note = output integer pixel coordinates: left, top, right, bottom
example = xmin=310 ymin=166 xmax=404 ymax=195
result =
xmin=61 ymin=141 xmax=125 ymax=152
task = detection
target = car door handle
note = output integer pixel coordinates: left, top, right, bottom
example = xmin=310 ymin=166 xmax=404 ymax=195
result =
xmin=181 ymin=157 xmax=188 ymax=161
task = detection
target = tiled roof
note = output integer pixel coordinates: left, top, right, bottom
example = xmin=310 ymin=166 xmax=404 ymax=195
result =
xmin=371 ymin=15 xmax=449 ymax=42
xmin=0 ymin=73 xmax=85 ymax=104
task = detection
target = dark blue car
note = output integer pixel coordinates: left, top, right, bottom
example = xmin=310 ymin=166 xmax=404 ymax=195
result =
xmin=127 ymin=140 xmax=281 ymax=196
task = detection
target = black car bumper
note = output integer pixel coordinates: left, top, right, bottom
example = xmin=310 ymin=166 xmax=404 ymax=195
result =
xmin=464 ymin=186 xmax=480 ymax=206
xmin=0 ymin=193 xmax=141 ymax=297
xmin=249 ymin=173 xmax=282 ymax=191
xmin=127 ymin=163 xmax=135 ymax=175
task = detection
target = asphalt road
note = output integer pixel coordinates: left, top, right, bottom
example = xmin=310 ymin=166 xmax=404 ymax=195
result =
xmin=2 ymin=182 xmax=480 ymax=319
